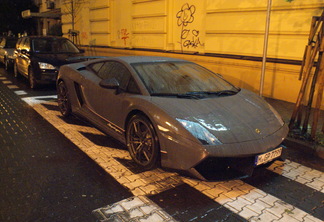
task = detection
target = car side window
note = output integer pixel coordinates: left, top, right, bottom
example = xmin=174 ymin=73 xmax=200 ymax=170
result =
xmin=127 ymin=78 xmax=140 ymax=94
xmin=22 ymin=38 xmax=30 ymax=51
xmin=97 ymin=61 xmax=139 ymax=93
xmin=89 ymin=62 xmax=104 ymax=73
xmin=16 ymin=38 xmax=24 ymax=51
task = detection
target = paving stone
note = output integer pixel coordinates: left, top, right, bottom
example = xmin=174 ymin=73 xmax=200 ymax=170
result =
xmin=250 ymin=211 xmax=280 ymax=221
xmin=238 ymin=207 xmax=260 ymax=219
xmin=225 ymin=196 xmax=252 ymax=212
xmin=265 ymin=201 xmax=294 ymax=219
xmin=246 ymin=199 xmax=272 ymax=214
xmin=203 ymin=184 xmax=229 ymax=198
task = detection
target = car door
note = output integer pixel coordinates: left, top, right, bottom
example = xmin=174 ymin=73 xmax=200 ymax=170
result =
xmin=82 ymin=61 xmax=139 ymax=133
xmin=15 ymin=38 xmax=26 ymax=75
xmin=20 ymin=38 xmax=31 ymax=76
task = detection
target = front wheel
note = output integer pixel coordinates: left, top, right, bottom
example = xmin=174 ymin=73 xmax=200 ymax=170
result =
xmin=57 ymin=81 xmax=72 ymax=117
xmin=126 ymin=114 xmax=160 ymax=170
xmin=4 ymin=58 xmax=9 ymax=71
xmin=28 ymin=67 xmax=38 ymax=89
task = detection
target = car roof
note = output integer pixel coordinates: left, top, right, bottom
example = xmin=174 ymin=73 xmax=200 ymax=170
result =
xmin=113 ymin=56 xmax=188 ymax=64
xmin=20 ymin=36 xmax=69 ymax=40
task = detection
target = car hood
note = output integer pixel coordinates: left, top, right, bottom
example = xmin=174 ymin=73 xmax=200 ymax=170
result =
xmin=150 ymin=89 xmax=285 ymax=144
xmin=33 ymin=53 xmax=86 ymax=67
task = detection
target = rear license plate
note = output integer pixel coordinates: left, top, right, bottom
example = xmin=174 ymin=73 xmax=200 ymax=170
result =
xmin=254 ymin=147 xmax=282 ymax=166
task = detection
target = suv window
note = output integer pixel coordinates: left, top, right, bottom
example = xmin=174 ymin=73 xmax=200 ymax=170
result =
xmin=32 ymin=38 xmax=80 ymax=53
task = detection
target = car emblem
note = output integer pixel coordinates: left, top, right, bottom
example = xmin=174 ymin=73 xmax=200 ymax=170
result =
xmin=255 ymin=128 xmax=261 ymax=134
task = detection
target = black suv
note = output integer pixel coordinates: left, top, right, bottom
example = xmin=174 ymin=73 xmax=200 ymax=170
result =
xmin=14 ymin=36 xmax=85 ymax=88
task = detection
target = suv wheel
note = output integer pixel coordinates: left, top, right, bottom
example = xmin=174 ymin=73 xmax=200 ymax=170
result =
xmin=4 ymin=58 xmax=9 ymax=70
xmin=28 ymin=67 xmax=38 ymax=89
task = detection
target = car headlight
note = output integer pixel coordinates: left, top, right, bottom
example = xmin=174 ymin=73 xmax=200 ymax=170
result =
xmin=176 ymin=118 xmax=222 ymax=145
xmin=38 ymin=62 xmax=56 ymax=70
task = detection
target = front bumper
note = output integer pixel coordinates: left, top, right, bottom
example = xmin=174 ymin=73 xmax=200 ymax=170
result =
xmin=160 ymin=124 xmax=289 ymax=181
xmin=36 ymin=69 xmax=58 ymax=84
xmin=187 ymin=145 xmax=286 ymax=181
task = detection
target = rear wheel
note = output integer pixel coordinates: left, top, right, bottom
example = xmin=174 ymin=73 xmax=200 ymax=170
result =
xmin=126 ymin=114 xmax=160 ymax=170
xmin=57 ymin=81 xmax=72 ymax=117
xmin=28 ymin=67 xmax=38 ymax=89
xmin=4 ymin=58 xmax=9 ymax=70
xmin=13 ymin=62 xmax=19 ymax=78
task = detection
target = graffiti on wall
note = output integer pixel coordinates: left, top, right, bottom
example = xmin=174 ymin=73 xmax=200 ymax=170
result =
xmin=118 ymin=29 xmax=130 ymax=46
xmin=176 ymin=3 xmax=204 ymax=52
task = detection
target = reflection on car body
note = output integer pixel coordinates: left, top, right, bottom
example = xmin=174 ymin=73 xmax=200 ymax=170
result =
xmin=57 ymin=56 xmax=289 ymax=181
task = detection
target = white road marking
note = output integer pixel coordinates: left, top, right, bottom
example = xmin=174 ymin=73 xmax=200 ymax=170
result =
xmin=268 ymin=160 xmax=324 ymax=193
xmin=21 ymin=95 xmax=57 ymax=105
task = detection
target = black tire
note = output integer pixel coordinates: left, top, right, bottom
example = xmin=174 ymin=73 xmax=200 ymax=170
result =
xmin=4 ymin=58 xmax=9 ymax=71
xmin=28 ymin=67 xmax=38 ymax=89
xmin=57 ymin=81 xmax=72 ymax=117
xmin=126 ymin=114 xmax=160 ymax=170
xmin=13 ymin=62 xmax=19 ymax=78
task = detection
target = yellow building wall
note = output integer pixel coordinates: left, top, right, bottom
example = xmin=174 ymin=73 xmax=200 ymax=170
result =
xmin=61 ymin=0 xmax=324 ymax=109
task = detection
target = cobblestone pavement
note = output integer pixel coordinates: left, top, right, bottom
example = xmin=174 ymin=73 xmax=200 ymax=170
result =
xmin=0 ymin=69 xmax=323 ymax=222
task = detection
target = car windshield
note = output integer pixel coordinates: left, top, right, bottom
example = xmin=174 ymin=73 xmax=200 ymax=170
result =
xmin=32 ymin=38 xmax=80 ymax=53
xmin=132 ymin=61 xmax=239 ymax=96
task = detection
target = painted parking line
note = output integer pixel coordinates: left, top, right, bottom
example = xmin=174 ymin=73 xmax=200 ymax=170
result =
xmin=183 ymin=178 xmax=322 ymax=222
xmin=21 ymin=95 xmax=57 ymax=105
xmin=14 ymin=90 xmax=28 ymax=96
xmin=93 ymin=196 xmax=176 ymax=222
xmin=268 ymin=160 xmax=324 ymax=193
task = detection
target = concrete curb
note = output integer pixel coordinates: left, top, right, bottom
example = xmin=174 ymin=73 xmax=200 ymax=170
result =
xmin=283 ymin=137 xmax=324 ymax=159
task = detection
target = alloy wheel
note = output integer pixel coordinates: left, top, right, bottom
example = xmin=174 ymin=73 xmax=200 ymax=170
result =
xmin=57 ymin=81 xmax=72 ymax=117
xmin=28 ymin=68 xmax=37 ymax=89
xmin=126 ymin=115 xmax=159 ymax=169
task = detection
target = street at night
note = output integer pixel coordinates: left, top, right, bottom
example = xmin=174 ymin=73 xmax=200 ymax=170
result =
xmin=0 ymin=65 xmax=323 ymax=221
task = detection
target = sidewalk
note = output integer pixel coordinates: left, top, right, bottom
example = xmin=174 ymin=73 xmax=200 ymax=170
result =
xmin=265 ymin=97 xmax=324 ymax=160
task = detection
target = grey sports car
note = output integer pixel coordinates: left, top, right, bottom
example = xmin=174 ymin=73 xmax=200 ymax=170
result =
xmin=57 ymin=56 xmax=289 ymax=180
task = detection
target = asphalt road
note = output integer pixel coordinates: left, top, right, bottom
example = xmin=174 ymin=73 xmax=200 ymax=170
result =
xmin=0 ymin=66 xmax=323 ymax=222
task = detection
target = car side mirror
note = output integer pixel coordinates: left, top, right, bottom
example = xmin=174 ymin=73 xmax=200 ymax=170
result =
xmin=99 ymin=78 xmax=120 ymax=89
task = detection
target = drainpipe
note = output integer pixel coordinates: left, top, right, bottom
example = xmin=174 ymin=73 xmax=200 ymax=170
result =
xmin=259 ymin=0 xmax=272 ymax=97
